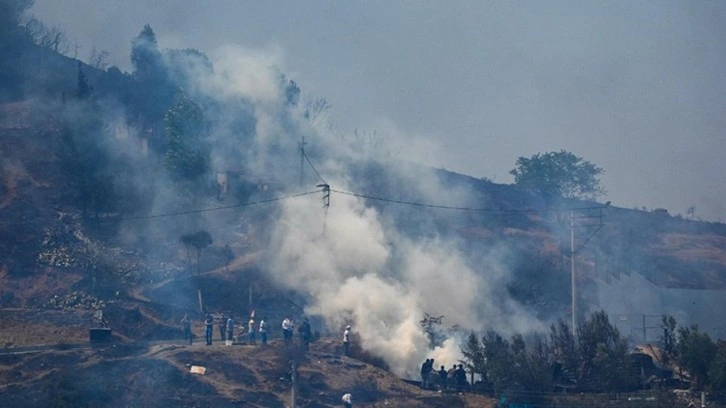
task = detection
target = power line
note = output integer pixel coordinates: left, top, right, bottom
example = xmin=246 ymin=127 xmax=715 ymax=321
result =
xmin=298 ymin=143 xmax=609 ymax=215
xmin=330 ymin=189 xmax=608 ymax=214
xmin=301 ymin=149 xmax=327 ymax=186
xmin=64 ymin=185 xmax=609 ymax=225
xmin=298 ymin=142 xmax=608 ymax=214
xmin=114 ymin=190 xmax=320 ymax=221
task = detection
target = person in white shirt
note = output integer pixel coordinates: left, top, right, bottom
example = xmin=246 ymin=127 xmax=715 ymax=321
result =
xmin=282 ymin=317 xmax=294 ymax=344
xmin=248 ymin=318 xmax=256 ymax=345
xmin=343 ymin=325 xmax=351 ymax=356
xmin=258 ymin=317 xmax=267 ymax=345
xmin=341 ymin=392 xmax=352 ymax=408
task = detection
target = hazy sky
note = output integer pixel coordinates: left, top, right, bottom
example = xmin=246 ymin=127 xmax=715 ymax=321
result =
xmin=31 ymin=1 xmax=726 ymax=221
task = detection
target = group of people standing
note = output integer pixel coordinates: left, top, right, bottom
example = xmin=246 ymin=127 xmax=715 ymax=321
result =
xmin=207 ymin=313 xmax=244 ymax=345
xmin=420 ymin=358 xmax=468 ymax=392
xmin=281 ymin=316 xmax=314 ymax=350
xmin=183 ymin=312 xmax=336 ymax=348
xmin=181 ymin=312 xmax=268 ymax=346
xmin=181 ymin=313 xmax=356 ymax=368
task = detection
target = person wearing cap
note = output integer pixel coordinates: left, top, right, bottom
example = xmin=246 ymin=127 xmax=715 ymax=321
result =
xmin=342 ymin=325 xmax=351 ymax=356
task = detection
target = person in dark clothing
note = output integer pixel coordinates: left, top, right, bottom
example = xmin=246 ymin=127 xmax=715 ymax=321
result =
xmin=298 ymin=318 xmax=312 ymax=351
xmin=219 ymin=314 xmax=226 ymax=342
xmin=181 ymin=313 xmax=192 ymax=345
xmin=420 ymin=358 xmax=433 ymax=389
xmin=455 ymin=364 xmax=467 ymax=392
xmin=204 ymin=313 xmax=214 ymax=345
xmin=447 ymin=365 xmax=457 ymax=390
xmin=226 ymin=316 xmax=235 ymax=343
xmin=438 ymin=365 xmax=448 ymax=391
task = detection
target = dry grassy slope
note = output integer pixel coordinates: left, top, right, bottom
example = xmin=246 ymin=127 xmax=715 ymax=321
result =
xmin=0 ymin=339 xmax=494 ymax=408
xmin=4 ymin=100 xmax=726 ymax=295
xmin=0 ymin=111 xmax=68 ymax=280
xmin=592 ymin=208 xmax=726 ymax=289
xmin=3 ymin=100 xmax=726 ymax=405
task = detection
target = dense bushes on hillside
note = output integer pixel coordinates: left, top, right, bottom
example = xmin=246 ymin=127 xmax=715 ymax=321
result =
xmin=458 ymin=312 xmax=726 ymax=402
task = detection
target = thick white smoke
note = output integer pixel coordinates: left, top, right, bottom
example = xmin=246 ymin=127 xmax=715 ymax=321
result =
xmin=186 ymin=45 xmax=543 ymax=378
xmin=265 ymin=181 xmax=542 ymax=377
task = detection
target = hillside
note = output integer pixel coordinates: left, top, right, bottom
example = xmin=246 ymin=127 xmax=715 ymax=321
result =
xmin=2 ymin=15 xmax=726 ymax=406
xmin=3 ymin=98 xmax=726 ymax=405
xmin=0 ymin=338 xmax=494 ymax=408
xmin=2 ymin=95 xmax=726 ymax=323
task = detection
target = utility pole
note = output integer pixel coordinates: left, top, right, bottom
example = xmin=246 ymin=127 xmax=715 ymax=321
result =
xmin=299 ymin=136 xmax=307 ymax=188
xmin=290 ymin=359 xmax=297 ymax=408
xmin=248 ymin=284 xmax=252 ymax=310
xmin=569 ymin=204 xmax=608 ymax=336
xmin=570 ymin=212 xmax=576 ymax=336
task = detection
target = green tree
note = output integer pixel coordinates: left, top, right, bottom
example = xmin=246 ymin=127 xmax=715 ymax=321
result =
xmin=419 ymin=313 xmax=444 ymax=348
xmin=526 ymin=334 xmax=554 ymax=391
xmin=509 ymin=150 xmax=605 ymax=200
xmin=659 ymin=315 xmax=678 ymax=366
xmin=0 ymin=0 xmax=35 ymax=101
xmin=129 ymin=24 xmax=175 ymax=127
xmin=677 ymin=325 xmax=717 ymax=389
xmin=549 ymin=319 xmax=579 ymax=380
xmin=509 ymin=334 xmax=552 ymax=405
xmin=76 ymin=60 xmax=93 ymax=99
xmin=577 ymin=311 xmax=635 ymax=391
xmin=460 ymin=332 xmax=485 ymax=385
xmin=57 ymin=93 xmax=118 ymax=220
xmin=180 ymin=230 xmax=213 ymax=276
xmin=1 ymin=0 xmax=34 ymax=41
xmin=709 ymin=341 xmax=726 ymax=391
xmin=221 ymin=244 xmax=234 ymax=273
xmin=163 ymin=91 xmax=210 ymax=182
xmin=285 ymin=78 xmax=301 ymax=106
xmin=131 ymin=24 xmax=162 ymax=81
xmin=482 ymin=330 xmax=513 ymax=394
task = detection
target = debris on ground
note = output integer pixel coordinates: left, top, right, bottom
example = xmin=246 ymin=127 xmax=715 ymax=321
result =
xmin=190 ymin=365 xmax=207 ymax=375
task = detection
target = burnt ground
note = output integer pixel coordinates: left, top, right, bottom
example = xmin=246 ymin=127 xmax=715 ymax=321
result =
xmin=3 ymin=109 xmax=726 ymax=407
xmin=0 ymin=265 xmax=493 ymax=407
xmin=0 ymin=338 xmax=495 ymax=408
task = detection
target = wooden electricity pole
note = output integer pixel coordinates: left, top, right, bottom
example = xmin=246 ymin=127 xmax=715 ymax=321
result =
xmin=290 ymin=359 xmax=297 ymax=408
xmin=299 ymin=136 xmax=307 ymax=188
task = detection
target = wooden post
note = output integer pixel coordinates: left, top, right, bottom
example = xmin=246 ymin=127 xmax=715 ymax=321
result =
xmin=290 ymin=360 xmax=297 ymax=408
